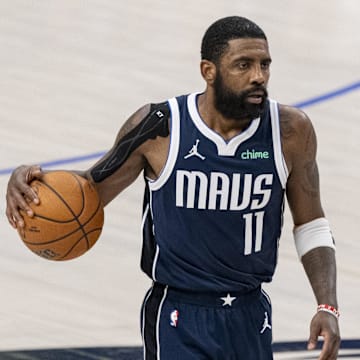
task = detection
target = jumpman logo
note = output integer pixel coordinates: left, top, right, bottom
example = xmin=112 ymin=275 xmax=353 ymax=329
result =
xmin=260 ymin=312 xmax=272 ymax=334
xmin=184 ymin=139 xmax=206 ymax=160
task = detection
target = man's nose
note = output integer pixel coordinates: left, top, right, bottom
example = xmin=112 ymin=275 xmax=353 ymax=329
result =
xmin=250 ymin=65 xmax=265 ymax=85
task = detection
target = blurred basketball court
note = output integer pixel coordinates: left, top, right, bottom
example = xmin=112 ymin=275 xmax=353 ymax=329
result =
xmin=0 ymin=1 xmax=359 ymax=358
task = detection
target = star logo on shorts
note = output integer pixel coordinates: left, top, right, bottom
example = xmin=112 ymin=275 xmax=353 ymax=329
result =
xmin=220 ymin=293 xmax=236 ymax=306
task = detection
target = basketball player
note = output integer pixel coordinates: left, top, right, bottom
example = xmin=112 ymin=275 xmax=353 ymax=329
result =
xmin=6 ymin=16 xmax=340 ymax=359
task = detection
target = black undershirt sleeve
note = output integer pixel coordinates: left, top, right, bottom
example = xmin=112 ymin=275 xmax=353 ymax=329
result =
xmin=91 ymin=102 xmax=170 ymax=183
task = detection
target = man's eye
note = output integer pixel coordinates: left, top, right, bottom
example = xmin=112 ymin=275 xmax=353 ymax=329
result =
xmin=238 ymin=62 xmax=249 ymax=69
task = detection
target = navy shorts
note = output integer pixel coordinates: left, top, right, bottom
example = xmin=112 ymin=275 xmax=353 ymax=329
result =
xmin=141 ymin=283 xmax=273 ymax=360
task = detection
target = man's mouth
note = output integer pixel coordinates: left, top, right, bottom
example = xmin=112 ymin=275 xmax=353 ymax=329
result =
xmin=246 ymin=91 xmax=265 ymax=104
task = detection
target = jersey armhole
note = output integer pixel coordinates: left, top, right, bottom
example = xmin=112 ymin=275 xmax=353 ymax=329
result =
xmin=269 ymin=99 xmax=289 ymax=189
xmin=148 ymin=97 xmax=180 ymax=191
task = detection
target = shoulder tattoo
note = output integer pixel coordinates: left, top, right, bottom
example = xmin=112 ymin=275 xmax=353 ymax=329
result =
xmin=91 ymin=102 xmax=170 ymax=182
xmin=302 ymin=128 xmax=319 ymax=197
xmin=280 ymin=110 xmax=296 ymax=140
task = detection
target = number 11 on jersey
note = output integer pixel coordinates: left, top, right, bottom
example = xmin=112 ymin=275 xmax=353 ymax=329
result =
xmin=243 ymin=211 xmax=265 ymax=255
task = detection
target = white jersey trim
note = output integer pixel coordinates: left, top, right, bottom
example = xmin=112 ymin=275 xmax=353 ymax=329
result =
xmin=156 ymin=286 xmax=168 ymax=360
xmin=141 ymin=203 xmax=150 ymax=236
xmin=152 ymin=245 xmax=159 ymax=281
xmin=149 ymin=184 xmax=159 ymax=281
xmin=141 ymin=287 xmax=153 ymax=360
xmin=187 ymin=92 xmax=261 ymax=157
xmin=269 ymin=99 xmax=289 ymax=188
xmin=148 ymin=97 xmax=180 ymax=191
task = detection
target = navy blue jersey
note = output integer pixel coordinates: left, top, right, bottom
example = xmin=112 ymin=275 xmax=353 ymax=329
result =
xmin=141 ymin=93 xmax=288 ymax=292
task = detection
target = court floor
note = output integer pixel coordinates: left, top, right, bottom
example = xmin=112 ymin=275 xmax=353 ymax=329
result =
xmin=0 ymin=1 xmax=359 ymax=358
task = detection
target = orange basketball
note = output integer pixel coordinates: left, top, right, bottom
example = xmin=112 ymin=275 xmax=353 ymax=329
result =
xmin=18 ymin=171 xmax=104 ymax=261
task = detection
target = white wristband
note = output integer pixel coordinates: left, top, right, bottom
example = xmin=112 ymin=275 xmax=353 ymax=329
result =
xmin=293 ymin=218 xmax=335 ymax=259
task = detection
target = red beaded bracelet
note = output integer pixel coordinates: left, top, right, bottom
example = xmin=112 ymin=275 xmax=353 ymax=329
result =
xmin=317 ymin=304 xmax=340 ymax=319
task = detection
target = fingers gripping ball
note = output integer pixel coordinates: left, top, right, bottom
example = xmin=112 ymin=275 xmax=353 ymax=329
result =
xmin=18 ymin=171 xmax=104 ymax=261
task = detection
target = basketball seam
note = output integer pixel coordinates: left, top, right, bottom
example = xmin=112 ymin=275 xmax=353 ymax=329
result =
xmin=58 ymin=228 xmax=103 ymax=260
xmin=23 ymin=197 xmax=103 ymax=246
xmin=39 ymin=173 xmax=89 ymax=248
xmin=25 ymin=172 xmax=103 ymax=260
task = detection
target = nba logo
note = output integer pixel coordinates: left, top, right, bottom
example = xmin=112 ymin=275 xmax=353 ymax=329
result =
xmin=170 ymin=310 xmax=179 ymax=327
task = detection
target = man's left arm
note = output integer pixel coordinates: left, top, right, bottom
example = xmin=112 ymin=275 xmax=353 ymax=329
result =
xmin=302 ymin=247 xmax=339 ymax=355
xmin=282 ymin=106 xmax=341 ymax=360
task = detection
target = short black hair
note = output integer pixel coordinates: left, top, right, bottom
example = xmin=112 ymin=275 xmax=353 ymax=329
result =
xmin=201 ymin=16 xmax=267 ymax=64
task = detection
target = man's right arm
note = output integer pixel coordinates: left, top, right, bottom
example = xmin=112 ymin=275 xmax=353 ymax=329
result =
xmin=6 ymin=102 xmax=170 ymax=228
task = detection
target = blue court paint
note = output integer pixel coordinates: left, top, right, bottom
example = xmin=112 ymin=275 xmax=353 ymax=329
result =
xmin=0 ymin=340 xmax=359 ymax=359
xmin=1 ymin=81 xmax=359 ymax=176
xmin=272 ymin=339 xmax=360 ymax=352
xmin=292 ymin=80 xmax=360 ymax=108
xmin=0 ymin=151 xmax=107 ymax=176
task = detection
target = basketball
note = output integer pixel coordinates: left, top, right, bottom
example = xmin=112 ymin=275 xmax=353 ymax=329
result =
xmin=18 ymin=171 xmax=104 ymax=261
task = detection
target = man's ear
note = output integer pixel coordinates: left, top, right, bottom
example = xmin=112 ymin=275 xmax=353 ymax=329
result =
xmin=200 ymin=60 xmax=216 ymax=85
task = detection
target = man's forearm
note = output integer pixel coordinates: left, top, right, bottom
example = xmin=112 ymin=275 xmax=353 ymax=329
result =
xmin=301 ymin=247 xmax=338 ymax=308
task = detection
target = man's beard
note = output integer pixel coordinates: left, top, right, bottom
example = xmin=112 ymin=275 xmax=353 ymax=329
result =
xmin=213 ymin=72 xmax=268 ymax=121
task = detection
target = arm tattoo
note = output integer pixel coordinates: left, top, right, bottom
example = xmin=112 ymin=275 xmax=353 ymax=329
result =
xmin=91 ymin=102 xmax=170 ymax=182
xmin=303 ymin=162 xmax=320 ymax=197
xmin=279 ymin=112 xmax=295 ymax=140
xmin=302 ymin=128 xmax=319 ymax=197
xmin=302 ymin=247 xmax=338 ymax=307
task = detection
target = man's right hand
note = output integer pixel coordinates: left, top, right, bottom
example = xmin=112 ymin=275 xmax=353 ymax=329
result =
xmin=5 ymin=165 xmax=43 ymax=229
